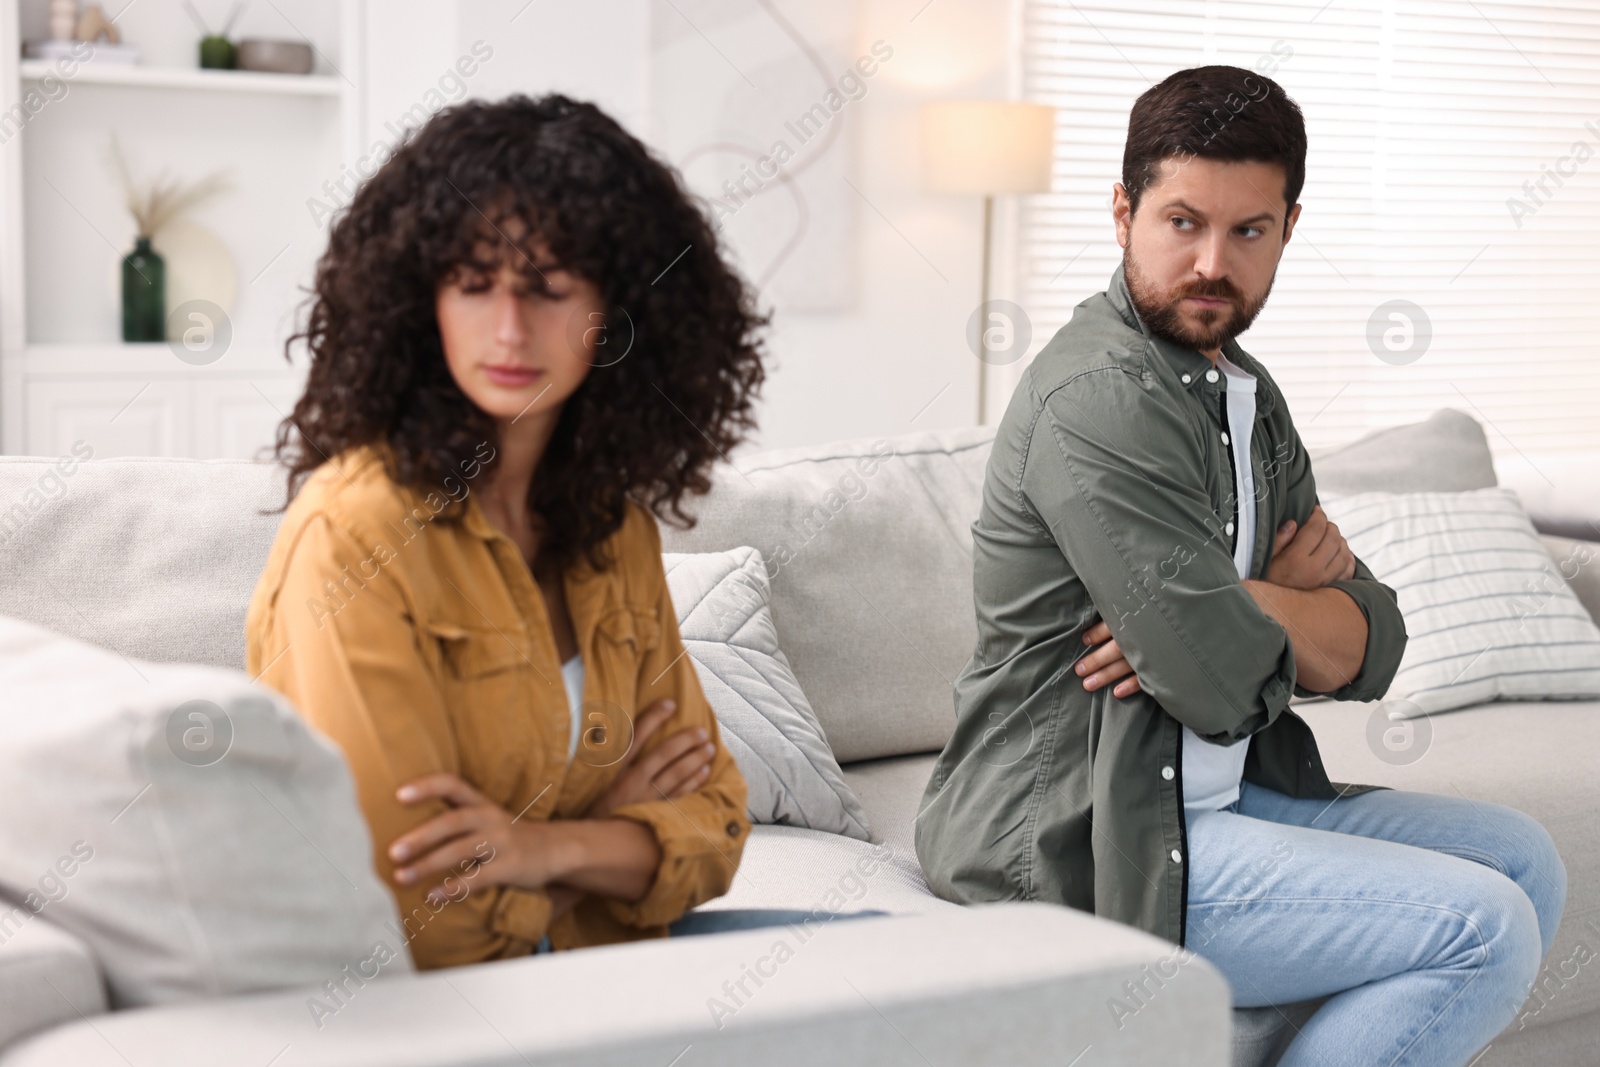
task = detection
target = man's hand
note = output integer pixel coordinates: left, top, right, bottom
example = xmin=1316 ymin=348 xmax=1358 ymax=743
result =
xmin=1078 ymin=505 xmax=1355 ymax=702
xmin=583 ymin=699 xmax=715 ymax=820
xmin=1264 ymin=504 xmax=1356 ymax=591
xmin=1077 ymin=619 xmax=1143 ymax=698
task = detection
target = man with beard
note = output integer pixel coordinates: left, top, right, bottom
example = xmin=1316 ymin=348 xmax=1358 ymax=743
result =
xmin=915 ymin=66 xmax=1565 ymax=1066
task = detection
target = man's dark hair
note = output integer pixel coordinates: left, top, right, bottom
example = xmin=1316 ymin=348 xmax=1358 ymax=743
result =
xmin=1121 ymin=65 xmax=1306 ymax=222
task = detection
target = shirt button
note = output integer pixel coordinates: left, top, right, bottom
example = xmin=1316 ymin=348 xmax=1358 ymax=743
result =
xmin=1180 ymin=373 xmax=1192 ymax=384
xmin=1225 ymin=521 xmax=1235 ymax=536
xmin=1206 ymin=369 xmax=1220 ymax=383
xmin=1170 ymin=849 xmax=1183 ymax=864
xmin=725 ymin=821 xmax=742 ymax=838
xmin=1161 ymin=765 xmax=1175 ymax=781
xmin=1220 ymin=431 xmax=1230 ymax=446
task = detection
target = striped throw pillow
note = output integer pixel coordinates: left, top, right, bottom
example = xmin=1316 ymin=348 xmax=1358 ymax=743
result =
xmin=1319 ymin=488 xmax=1600 ymax=717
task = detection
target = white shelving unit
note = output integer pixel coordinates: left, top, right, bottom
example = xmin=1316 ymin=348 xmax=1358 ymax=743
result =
xmin=0 ymin=0 xmax=366 ymax=459
xmin=17 ymin=58 xmax=344 ymax=96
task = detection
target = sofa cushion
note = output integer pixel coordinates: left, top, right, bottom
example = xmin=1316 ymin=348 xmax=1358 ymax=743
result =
xmin=1309 ymin=408 xmax=1497 ymax=494
xmin=659 ymin=428 xmax=995 ymax=763
xmin=1300 ymin=696 xmax=1600 ymax=1033
xmin=1541 ymin=534 xmax=1600 ymax=625
xmin=1320 ymin=489 xmax=1600 ymax=716
xmin=696 ymin=824 xmax=957 ymax=919
xmin=664 ymin=548 xmax=871 ymax=840
xmin=654 ymin=410 xmax=1498 ymax=763
xmin=0 ymin=919 xmax=106 ymax=1051
xmin=0 ymin=456 xmax=284 ymax=672
xmin=0 ymin=615 xmax=411 ymax=1008
xmin=840 ymin=753 xmax=937 ymax=859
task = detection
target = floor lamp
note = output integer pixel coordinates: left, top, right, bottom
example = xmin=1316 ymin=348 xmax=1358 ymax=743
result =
xmin=922 ymin=101 xmax=1056 ymax=425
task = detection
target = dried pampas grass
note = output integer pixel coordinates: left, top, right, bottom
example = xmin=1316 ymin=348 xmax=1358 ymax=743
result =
xmin=108 ymin=133 xmax=234 ymax=238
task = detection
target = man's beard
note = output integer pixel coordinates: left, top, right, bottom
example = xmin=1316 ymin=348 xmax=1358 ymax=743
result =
xmin=1123 ymin=249 xmax=1274 ymax=353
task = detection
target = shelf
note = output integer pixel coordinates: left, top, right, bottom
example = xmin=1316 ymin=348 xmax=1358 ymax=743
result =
xmin=3 ymin=0 xmax=364 ymax=457
xmin=17 ymin=343 xmax=308 ymax=376
xmin=19 ymin=59 xmax=343 ymax=97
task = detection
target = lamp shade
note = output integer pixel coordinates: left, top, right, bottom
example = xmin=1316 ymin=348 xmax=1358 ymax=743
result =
xmin=921 ymin=101 xmax=1056 ymax=195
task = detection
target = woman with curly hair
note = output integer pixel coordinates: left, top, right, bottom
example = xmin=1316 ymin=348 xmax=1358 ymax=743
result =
xmin=244 ymin=94 xmax=772 ymax=969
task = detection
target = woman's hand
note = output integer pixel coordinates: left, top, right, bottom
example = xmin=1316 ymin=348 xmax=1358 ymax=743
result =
xmin=391 ymin=774 xmax=557 ymax=903
xmin=583 ymin=698 xmax=716 ymax=820
xmin=1265 ymin=505 xmax=1356 ymax=591
xmin=1077 ymin=619 xmax=1143 ymax=698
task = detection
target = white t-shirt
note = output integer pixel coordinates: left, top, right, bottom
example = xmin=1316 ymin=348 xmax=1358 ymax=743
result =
xmin=1180 ymin=352 xmax=1258 ymax=815
xmin=561 ymin=654 xmax=585 ymax=762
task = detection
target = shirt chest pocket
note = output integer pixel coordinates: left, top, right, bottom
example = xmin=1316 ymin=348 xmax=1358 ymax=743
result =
xmin=595 ymin=604 xmax=661 ymax=657
xmin=574 ymin=605 xmax=663 ymax=768
xmin=427 ymin=621 xmax=529 ymax=677
xmin=424 ymin=620 xmax=539 ymax=795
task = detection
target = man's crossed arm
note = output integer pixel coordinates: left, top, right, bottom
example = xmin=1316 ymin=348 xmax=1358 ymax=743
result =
xmin=1076 ymin=505 xmax=1367 ymax=698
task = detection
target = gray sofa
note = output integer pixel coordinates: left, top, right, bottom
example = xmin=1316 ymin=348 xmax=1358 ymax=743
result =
xmin=0 ymin=407 xmax=1593 ymax=1066
xmin=0 ymin=433 xmax=1233 ymax=1067
xmin=656 ymin=409 xmax=1600 ymax=1067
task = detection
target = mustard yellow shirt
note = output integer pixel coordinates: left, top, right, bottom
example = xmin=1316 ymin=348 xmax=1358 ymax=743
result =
xmin=245 ymin=444 xmax=749 ymax=969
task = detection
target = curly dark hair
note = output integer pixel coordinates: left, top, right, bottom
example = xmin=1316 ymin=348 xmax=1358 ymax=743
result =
xmin=269 ymin=93 xmax=767 ymax=573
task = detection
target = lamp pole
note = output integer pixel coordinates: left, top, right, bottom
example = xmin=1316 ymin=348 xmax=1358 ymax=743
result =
xmin=978 ymin=193 xmax=993 ymax=425
xmin=921 ymin=100 xmax=1055 ymax=427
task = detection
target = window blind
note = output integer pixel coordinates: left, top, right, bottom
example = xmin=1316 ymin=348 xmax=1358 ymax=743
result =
xmin=1016 ymin=0 xmax=1600 ymax=458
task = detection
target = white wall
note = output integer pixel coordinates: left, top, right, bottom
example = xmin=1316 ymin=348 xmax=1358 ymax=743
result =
xmin=758 ymin=0 xmax=1011 ymax=448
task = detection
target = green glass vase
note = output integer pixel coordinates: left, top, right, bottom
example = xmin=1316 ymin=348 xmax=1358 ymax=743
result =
xmin=199 ymin=35 xmax=236 ymax=70
xmin=121 ymin=235 xmax=165 ymax=342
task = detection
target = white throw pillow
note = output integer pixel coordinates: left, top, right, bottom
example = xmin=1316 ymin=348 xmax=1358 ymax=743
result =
xmin=1320 ymin=488 xmax=1600 ymax=717
xmin=664 ymin=548 xmax=872 ymax=840
xmin=0 ymin=615 xmax=412 ymax=1008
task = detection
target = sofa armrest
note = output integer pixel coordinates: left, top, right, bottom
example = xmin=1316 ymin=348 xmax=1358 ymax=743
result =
xmin=1 ymin=904 xmax=1230 ymax=1067
xmin=1540 ymin=534 xmax=1600 ymax=626
xmin=0 ymin=918 xmax=107 ymax=1051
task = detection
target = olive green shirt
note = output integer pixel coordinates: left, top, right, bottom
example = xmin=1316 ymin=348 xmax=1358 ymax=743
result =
xmin=915 ymin=263 xmax=1408 ymax=948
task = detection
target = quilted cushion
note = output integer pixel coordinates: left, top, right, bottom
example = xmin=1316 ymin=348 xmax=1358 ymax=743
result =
xmin=664 ymin=548 xmax=871 ymax=839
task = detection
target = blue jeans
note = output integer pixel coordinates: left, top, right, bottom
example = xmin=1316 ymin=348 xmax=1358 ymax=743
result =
xmin=533 ymin=907 xmax=887 ymax=952
xmin=1184 ymin=779 xmax=1567 ymax=1067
